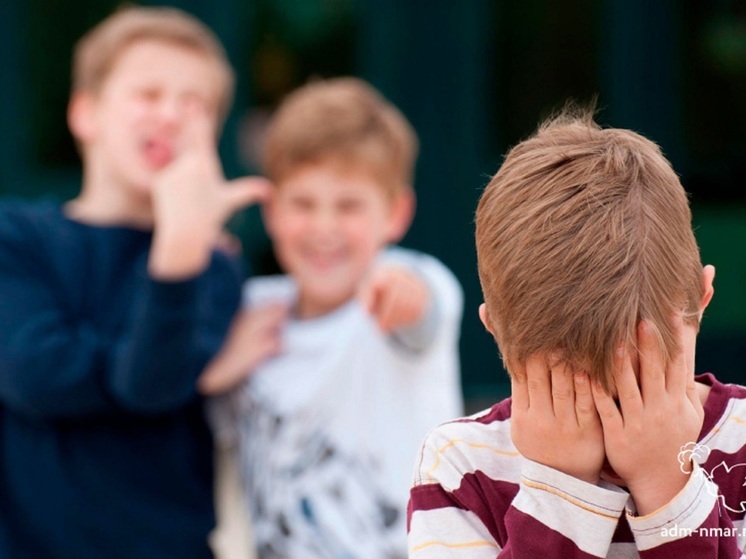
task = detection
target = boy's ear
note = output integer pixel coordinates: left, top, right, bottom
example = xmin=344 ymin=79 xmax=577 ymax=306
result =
xmin=67 ymin=92 xmax=97 ymax=144
xmin=478 ymin=303 xmax=495 ymax=335
xmin=699 ymin=264 xmax=716 ymax=319
xmin=386 ymin=189 xmax=415 ymax=243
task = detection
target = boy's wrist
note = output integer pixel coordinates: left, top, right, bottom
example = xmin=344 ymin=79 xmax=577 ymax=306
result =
xmin=148 ymin=228 xmax=213 ymax=280
xmin=627 ymin=468 xmax=691 ymax=516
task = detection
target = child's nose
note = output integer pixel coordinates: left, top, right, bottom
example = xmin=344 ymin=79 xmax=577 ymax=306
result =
xmin=311 ymin=207 xmax=339 ymax=235
xmin=156 ymin=97 xmax=186 ymax=128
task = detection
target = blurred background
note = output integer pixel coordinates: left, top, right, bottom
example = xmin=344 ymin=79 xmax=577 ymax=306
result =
xmin=3 ymin=0 xmax=746 ymax=410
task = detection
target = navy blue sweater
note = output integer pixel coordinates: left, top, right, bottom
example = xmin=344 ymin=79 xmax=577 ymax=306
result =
xmin=0 ymin=200 xmax=242 ymax=558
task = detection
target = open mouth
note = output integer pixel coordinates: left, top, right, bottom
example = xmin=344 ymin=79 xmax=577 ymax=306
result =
xmin=141 ymin=138 xmax=174 ymax=168
xmin=302 ymin=246 xmax=348 ymax=269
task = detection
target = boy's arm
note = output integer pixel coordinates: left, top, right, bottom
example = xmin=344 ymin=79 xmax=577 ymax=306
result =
xmin=0 ymin=235 xmax=119 ymax=418
xmin=592 ymin=317 xmax=744 ymax=557
xmin=0 ymin=234 xmax=242 ymax=418
xmin=108 ymin=106 xmax=269 ymax=411
xmin=105 ymin=257 xmax=241 ymax=412
xmin=408 ymin=424 xmax=629 ymax=559
xmin=196 ymin=303 xmax=287 ymax=395
xmin=625 ymin=462 xmax=744 ymax=558
xmin=360 ymin=249 xmax=463 ymax=352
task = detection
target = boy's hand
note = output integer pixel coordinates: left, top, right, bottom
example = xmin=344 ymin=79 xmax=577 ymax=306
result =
xmin=197 ymin=304 xmax=288 ymax=395
xmin=592 ymin=316 xmax=704 ymax=515
xmin=149 ymin=105 xmax=270 ymax=280
xmin=511 ymin=357 xmax=604 ymax=484
xmin=358 ymin=265 xmax=430 ymax=333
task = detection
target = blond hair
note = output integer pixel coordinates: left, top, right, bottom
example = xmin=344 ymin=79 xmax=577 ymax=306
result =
xmin=72 ymin=5 xmax=234 ymax=119
xmin=475 ymin=108 xmax=703 ymax=391
xmin=262 ymin=77 xmax=418 ymax=194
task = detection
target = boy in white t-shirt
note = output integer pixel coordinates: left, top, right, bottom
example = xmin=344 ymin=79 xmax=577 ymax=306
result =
xmin=199 ymin=77 xmax=464 ymax=558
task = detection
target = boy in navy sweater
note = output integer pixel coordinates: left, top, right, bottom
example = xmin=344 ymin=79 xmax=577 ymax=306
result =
xmin=0 ymin=6 xmax=266 ymax=558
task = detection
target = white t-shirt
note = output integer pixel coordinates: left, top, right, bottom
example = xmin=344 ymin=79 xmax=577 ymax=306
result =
xmin=214 ymin=247 xmax=463 ymax=559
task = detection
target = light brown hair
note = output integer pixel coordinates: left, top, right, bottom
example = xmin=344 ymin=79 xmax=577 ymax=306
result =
xmin=475 ymin=108 xmax=703 ymax=391
xmin=262 ymin=77 xmax=419 ymax=195
xmin=72 ymin=5 xmax=235 ymax=119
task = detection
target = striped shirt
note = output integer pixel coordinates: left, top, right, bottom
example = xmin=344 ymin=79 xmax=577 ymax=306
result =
xmin=408 ymin=373 xmax=746 ymax=558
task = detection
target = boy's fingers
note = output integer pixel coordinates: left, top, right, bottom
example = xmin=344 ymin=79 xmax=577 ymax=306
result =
xmin=612 ymin=344 xmax=642 ymax=416
xmin=181 ymin=101 xmax=216 ymax=155
xmin=592 ymin=381 xmax=622 ymax=431
xmin=638 ymin=320 xmax=666 ymax=400
xmin=254 ymin=304 xmax=289 ymax=328
xmin=665 ymin=313 xmax=688 ymax=394
xmin=358 ymin=276 xmax=383 ymax=315
xmin=573 ymin=373 xmax=597 ymax=427
xmin=525 ymin=355 xmax=553 ymax=413
xmin=550 ymin=360 xmax=575 ymax=422
xmin=377 ymin=283 xmax=403 ymax=332
xmin=222 ymin=177 xmax=272 ymax=213
xmin=510 ymin=362 xmax=529 ymax=412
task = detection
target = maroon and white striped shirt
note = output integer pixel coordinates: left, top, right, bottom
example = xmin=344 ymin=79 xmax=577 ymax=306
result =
xmin=408 ymin=373 xmax=746 ymax=558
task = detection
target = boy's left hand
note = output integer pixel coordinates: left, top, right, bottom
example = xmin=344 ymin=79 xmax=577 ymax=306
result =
xmin=358 ymin=265 xmax=430 ymax=333
xmin=592 ymin=315 xmax=705 ymax=515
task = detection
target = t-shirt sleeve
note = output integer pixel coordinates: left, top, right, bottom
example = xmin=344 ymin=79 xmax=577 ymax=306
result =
xmin=408 ymin=424 xmax=629 ymax=559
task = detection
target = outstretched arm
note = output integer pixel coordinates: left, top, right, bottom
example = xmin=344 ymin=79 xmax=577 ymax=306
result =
xmin=359 ymin=249 xmax=462 ymax=353
xmin=359 ymin=264 xmax=432 ymax=339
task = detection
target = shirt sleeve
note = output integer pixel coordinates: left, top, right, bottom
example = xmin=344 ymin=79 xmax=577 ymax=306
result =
xmin=628 ymin=462 xmax=745 ymax=558
xmin=106 ymin=268 xmax=234 ymax=413
xmin=378 ymin=247 xmax=463 ymax=354
xmin=408 ymin=427 xmax=629 ymax=559
xmin=0 ymin=222 xmax=241 ymax=419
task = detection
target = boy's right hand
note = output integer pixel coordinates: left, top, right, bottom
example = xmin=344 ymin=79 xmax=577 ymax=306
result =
xmin=510 ymin=357 xmax=605 ymax=484
xmin=149 ymin=105 xmax=270 ymax=280
xmin=197 ymin=304 xmax=288 ymax=395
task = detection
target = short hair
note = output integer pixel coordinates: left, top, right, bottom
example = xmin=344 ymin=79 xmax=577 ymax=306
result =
xmin=475 ymin=108 xmax=703 ymax=391
xmin=72 ymin=5 xmax=235 ymax=119
xmin=262 ymin=77 xmax=419 ymax=195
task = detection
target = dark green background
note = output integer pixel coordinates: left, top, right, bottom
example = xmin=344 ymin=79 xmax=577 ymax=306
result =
xmin=3 ymin=0 xmax=746 ymax=409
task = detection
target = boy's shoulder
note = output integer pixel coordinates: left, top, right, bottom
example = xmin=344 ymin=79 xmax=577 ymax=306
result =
xmin=0 ymin=198 xmax=62 ymax=233
xmin=412 ymin=397 xmax=519 ymax=489
xmin=698 ymin=373 xmax=746 ymax=445
xmin=0 ymin=198 xmax=67 ymax=260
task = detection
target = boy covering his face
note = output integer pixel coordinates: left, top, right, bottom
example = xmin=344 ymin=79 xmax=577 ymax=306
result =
xmin=406 ymin=108 xmax=744 ymax=558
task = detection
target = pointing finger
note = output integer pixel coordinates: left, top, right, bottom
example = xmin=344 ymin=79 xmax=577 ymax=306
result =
xmin=222 ymin=177 xmax=272 ymax=213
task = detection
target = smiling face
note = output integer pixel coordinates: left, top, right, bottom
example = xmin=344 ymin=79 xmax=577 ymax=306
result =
xmin=265 ymin=161 xmax=412 ymax=318
xmin=69 ymin=39 xmax=223 ymax=199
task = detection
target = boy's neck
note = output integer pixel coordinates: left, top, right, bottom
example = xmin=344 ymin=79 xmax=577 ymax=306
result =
xmin=66 ymin=176 xmax=154 ymax=229
xmin=295 ymin=292 xmax=354 ymax=320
